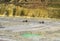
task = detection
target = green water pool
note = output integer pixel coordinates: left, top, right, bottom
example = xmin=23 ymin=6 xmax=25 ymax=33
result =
xmin=21 ymin=33 xmax=41 ymax=38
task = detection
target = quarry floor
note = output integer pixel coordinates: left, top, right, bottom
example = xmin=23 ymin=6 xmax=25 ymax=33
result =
xmin=0 ymin=17 xmax=60 ymax=41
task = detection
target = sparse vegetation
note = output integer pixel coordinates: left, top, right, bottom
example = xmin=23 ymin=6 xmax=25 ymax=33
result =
xmin=48 ymin=4 xmax=60 ymax=8
xmin=0 ymin=0 xmax=60 ymax=19
xmin=48 ymin=9 xmax=60 ymax=19
xmin=20 ymin=10 xmax=25 ymax=16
